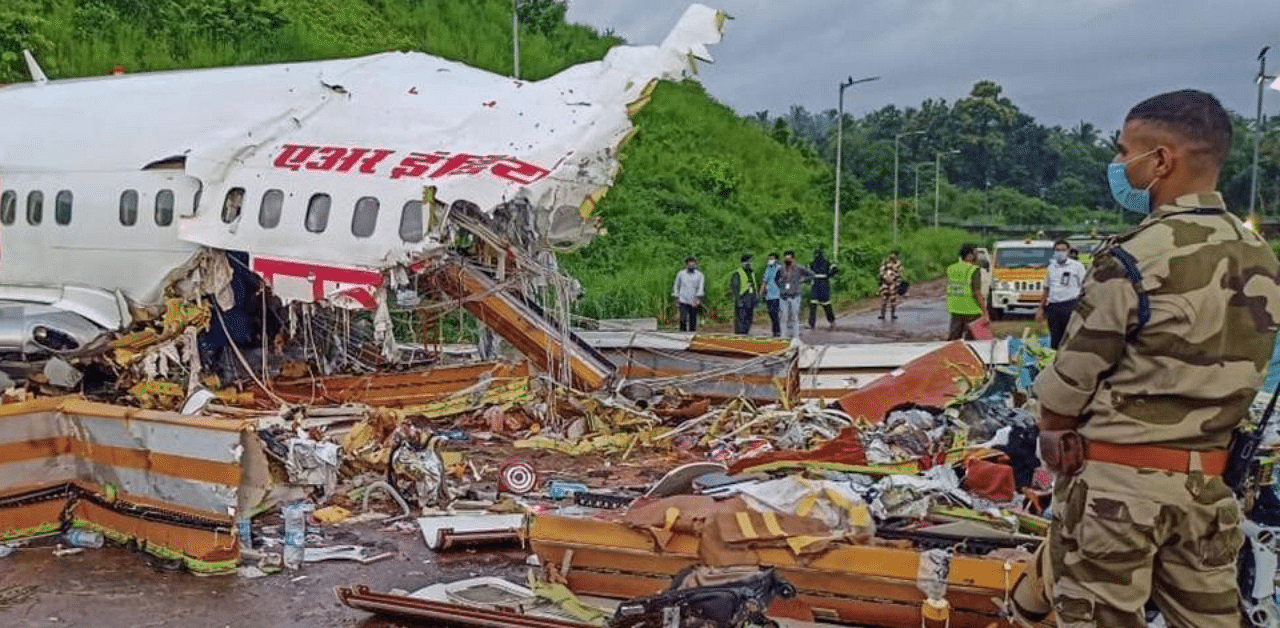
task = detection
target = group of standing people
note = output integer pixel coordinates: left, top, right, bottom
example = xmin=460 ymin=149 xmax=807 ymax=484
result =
xmin=940 ymin=238 xmax=1088 ymax=347
xmin=671 ymin=249 xmax=841 ymax=339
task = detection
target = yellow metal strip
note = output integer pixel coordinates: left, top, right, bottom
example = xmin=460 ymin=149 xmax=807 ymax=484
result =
xmin=761 ymin=511 xmax=784 ymax=537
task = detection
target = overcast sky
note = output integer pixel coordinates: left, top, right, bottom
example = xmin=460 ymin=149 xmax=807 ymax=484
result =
xmin=566 ymin=0 xmax=1280 ymax=132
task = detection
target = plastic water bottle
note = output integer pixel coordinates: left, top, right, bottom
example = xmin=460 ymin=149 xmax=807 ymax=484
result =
xmin=236 ymin=513 xmax=252 ymax=549
xmin=282 ymin=501 xmax=306 ymax=570
xmin=64 ymin=529 xmax=104 ymax=549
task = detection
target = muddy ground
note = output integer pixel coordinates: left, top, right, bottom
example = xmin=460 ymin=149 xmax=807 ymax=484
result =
xmin=0 ymin=525 xmax=526 ymax=628
xmin=715 ymin=278 xmax=1039 ymax=344
xmin=0 ymin=280 xmax=1041 ymax=628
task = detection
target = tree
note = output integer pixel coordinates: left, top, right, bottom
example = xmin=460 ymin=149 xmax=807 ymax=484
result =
xmin=953 ymin=80 xmax=1019 ymax=191
xmin=518 ymin=0 xmax=567 ymax=36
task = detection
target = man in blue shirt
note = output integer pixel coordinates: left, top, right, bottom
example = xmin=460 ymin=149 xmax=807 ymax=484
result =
xmin=758 ymin=252 xmax=782 ymax=337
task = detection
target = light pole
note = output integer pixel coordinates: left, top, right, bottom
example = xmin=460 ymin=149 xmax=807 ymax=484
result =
xmin=913 ymin=161 xmax=933 ymax=215
xmin=512 ymin=0 xmax=521 ymax=79
xmin=934 ymin=150 xmax=959 ymax=228
xmin=1251 ymin=46 xmax=1275 ymax=217
xmin=832 ymin=75 xmax=880 ymax=257
xmin=893 ymin=130 xmax=925 ymax=243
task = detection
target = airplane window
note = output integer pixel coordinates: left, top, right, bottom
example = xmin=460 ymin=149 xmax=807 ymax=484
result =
xmin=352 ymin=197 xmax=379 ymax=238
xmin=305 ymin=193 xmax=331 ymax=233
xmin=55 ymin=190 xmax=72 ymax=225
xmin=259 ymin=189 xmax=283 ymax=229
xmin=399 ymin=200 xmax=424 ymax=243
xmin=155 ymin=189 xmax=174 ymax=226
xmin=27 ymin=191 xmax=43 ymax=225
xmin=119 ymin=190 xmax=138 ymax=226
xmin=0 ymin=190 xmax=15 ymax=225
xmin=222 ymin=187 xmax=244 ymax=223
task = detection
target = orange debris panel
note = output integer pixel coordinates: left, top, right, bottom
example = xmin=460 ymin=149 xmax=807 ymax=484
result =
xmin=836 ymin=340 xmax=986 ymax=422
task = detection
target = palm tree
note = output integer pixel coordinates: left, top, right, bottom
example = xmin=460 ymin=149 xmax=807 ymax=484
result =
xmin=1072 ymin=121 xmax=1099 ymax=146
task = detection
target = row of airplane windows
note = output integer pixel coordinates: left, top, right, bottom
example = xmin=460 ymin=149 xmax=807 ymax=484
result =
xmin=220 ymin=188 xmax=424 ymax=242
xmin=1 ymin=188 xmax=185 ymax=228
xmin=0 ymin=188 xmax=426 ymax=243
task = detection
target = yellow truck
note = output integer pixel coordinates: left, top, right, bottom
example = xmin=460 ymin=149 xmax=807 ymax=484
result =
xmin=987 ymin=239 xmax=1055 ymax=319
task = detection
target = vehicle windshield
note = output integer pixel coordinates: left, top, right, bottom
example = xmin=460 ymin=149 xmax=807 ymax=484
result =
xmin=1069 ymin=240 xmax=1103 ymax=255
xmin=995 ymin=247 xmax=1053 ymax=268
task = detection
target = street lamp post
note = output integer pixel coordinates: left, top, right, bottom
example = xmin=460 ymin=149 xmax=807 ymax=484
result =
xmin=512 ymin=0 xmax=521 ymax=79
xmin=1251 ymin=46 xmax=1274 ymax=218
xmin=832 ymin=75 xmax=880 ymax=257
xmin=913 ymin=161 xmax=933 ymax=215
xmin=934 ymin=150 xmax=959 ymax=228
xmin=893 ymin=130 xmax=925 ymax=243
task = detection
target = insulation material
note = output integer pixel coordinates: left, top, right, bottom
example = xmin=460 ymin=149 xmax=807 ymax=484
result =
xmin=0 ymin=397 xmax=267 ymax=574
xmin=285 ymin=434 xmax=341 ymax=494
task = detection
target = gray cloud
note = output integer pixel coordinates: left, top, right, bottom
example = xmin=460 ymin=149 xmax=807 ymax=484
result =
xmin=566 ymin=0 xmax=1280 ymax=131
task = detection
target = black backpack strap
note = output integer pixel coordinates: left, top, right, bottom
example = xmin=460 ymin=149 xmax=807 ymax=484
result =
xmin=1108 ymin=245 xmax=1150 ymax=341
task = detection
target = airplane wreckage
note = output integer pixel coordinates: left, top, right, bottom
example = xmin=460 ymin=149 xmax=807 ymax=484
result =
xmin=3 ymin=6 xmax=1280 ymax=628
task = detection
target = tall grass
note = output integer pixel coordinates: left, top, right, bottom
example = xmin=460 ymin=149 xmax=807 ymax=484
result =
xmin=8 ymin=0 xmax=620 ymax=82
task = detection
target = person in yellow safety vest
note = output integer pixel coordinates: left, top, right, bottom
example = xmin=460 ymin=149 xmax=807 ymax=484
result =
xmin=945 ymin=243 xmax=989 ymax=340
xmin=729 ymin=253 xmax=758 ymax=335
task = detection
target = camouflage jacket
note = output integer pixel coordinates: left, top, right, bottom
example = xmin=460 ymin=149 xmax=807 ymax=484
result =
xmin=879 ymin=259 xmax=902 ymax=286
xmin=1032 ymin=192 xmax=1280 ymax=449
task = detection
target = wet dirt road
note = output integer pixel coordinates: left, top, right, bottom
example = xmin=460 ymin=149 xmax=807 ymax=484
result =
xmin=800 ymin=279 xmax=951 ymax=344
xmin=0 ymin=528 xmax=526 ymax=628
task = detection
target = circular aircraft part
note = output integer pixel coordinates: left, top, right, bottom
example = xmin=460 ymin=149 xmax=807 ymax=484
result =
xmin=499 ymin=459 xmax=537 ymax=494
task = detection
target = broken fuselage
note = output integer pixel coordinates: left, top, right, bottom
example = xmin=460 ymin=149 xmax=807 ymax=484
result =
xmin=0 ymin=4 xmax=726 ymax=362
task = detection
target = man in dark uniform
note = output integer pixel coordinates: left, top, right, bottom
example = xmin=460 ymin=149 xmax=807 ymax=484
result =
xmin=807 ymin=247 xmax=839 ymax=330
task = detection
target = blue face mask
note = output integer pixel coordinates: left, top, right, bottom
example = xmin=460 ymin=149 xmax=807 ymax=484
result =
xmin=1107 ymin=149 xmax=1158 ymax=214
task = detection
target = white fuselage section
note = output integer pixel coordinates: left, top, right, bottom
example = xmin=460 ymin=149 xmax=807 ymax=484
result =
xmin=0 ymin=4 xmax=725 ymax=351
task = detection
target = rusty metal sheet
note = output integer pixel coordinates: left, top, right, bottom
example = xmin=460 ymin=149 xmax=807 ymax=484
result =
xmin=336 ymin=585 xmax=592 ymax=628
xmin=269 ymin=361 xmax=530 ymax=406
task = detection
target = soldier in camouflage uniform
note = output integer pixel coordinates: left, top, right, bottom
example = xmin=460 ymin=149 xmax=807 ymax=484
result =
xmin=1027 ymin=90 xmax=1280 ymax=627
xmin=878 ymin=251 xmax=902 ymax=320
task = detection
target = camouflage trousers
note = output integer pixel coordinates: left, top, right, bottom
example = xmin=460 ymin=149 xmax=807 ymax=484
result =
xmin=1044 ymin=460 xmax=1243 ymax=627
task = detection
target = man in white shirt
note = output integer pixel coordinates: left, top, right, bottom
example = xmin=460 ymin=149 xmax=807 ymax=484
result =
xmin=672 ymin=256 xmax=705 ymax=332
xmin=1035 ymin=239 xmax=1087 ymax=349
